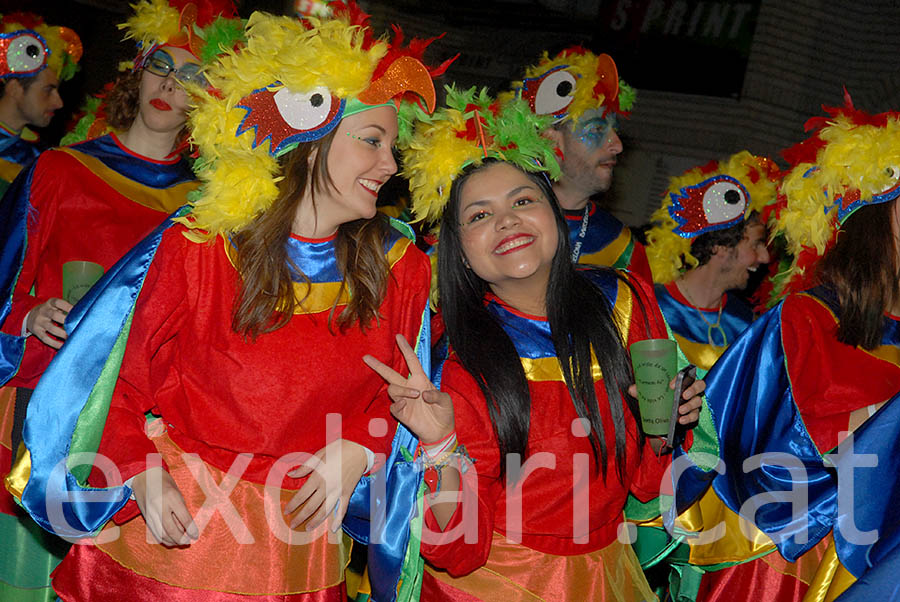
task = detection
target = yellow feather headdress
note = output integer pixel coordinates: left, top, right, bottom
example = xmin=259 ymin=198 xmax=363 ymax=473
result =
xmin=119 ymin=0 xmax=242 ymax=67
xmin=769 ymin=98 xmax=900 ymax=300
xmin=501 ymin=46 xmax=636 ymax=126
xmin=182 ymin=6 xmax=445 ymax=240
xmin=401 ymin=85 xmax=560 ymax=226
xmin=0 ymin=12 xmax=82 ymax=81
xmin=646 ymin=151 xmax=780 ymax=284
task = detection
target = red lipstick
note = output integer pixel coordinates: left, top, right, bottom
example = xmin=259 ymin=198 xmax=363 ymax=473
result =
xmin=494 ymin=234 xmax=535 ymax=255
xmin=150 ymin=98 xmax=172 ymax=111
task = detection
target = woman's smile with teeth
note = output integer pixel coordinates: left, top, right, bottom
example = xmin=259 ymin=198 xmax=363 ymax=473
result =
xmin=359 ymin=179 xmax=381 ymax=194
xmin=494 ymin=234 xmax=535 ymax=255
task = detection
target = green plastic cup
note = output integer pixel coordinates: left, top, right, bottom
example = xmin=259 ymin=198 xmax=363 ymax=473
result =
xmin=630 ymin=338 xmax=678 ymax=436
xmin=62 ymin=260 xmax=104 ymax=305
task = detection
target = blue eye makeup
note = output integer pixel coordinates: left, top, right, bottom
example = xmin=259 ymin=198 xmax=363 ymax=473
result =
xmin=144 ymin=48 xmax=208 ymax=88
xmin=575 ymin=113 xmax=618 ymax=151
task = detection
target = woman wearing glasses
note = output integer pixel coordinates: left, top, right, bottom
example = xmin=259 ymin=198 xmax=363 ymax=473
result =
xmin=0 ymin=3 xmax=240 ymax=601
xmin=0 ymin=0 xmax=240 ymax=389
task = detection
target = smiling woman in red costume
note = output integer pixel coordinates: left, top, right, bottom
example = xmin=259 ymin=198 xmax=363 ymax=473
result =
xmin=6 ymin=3 xmax=451 ymax=601
xmin=0 ymin=2 xmax=239 ymax=601
xmin=365 ymin=87 xmax=707 ymax=601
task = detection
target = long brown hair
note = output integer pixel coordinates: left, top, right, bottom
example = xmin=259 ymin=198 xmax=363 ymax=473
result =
xmin=816 ymin=200 xmax=900 ymax=349
xmin=230 ymin=128 xmax=391 ymax=339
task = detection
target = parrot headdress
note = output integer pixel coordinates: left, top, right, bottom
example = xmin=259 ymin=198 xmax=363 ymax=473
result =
xmin=0 ymin=12 xmax=82 ymax=82
xmin=769 ymin=92 xmax=900 ymax=301
xmin=401 ymin=85 xmax=560 ymax=226
xmin=182 ymin=2 xmax=453 ymax=239
xmin=646 ymin=150 xmax=781 ymax=284
xmin=119 ymin=0 xmax=243 ymax=68
xmin=501 ymin=46 xmax=636 ymax=127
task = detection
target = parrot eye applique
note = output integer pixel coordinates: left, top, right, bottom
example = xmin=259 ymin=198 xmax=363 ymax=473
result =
xmin=669 ymin=175 xmax=750 ymax=237
xmin=273 ymin=86 xmax=336 ymax=131
xmin=835 ymin=165 xmax=900 ymax=223
xmin=703 ymin=179 xmax=747 ymax=225
xmin=236 ymin=83 xmax=344 ymax=156
xmin=1 ymin=31 xmax=48 ymax=77
xmin=520 ymin=66 xmax=577 ymax=119
xmin=878 ymin=165 xmax=900 ymax=195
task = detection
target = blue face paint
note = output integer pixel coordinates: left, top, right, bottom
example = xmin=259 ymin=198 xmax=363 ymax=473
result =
xmin=574 ymin=109 xmax=618 ymax=152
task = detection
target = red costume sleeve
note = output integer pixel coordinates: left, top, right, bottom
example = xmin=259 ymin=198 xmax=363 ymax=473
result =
xmin=3 ymin=153 xmax=63 ymax=384
xmin=626 ymin=238 xmax=655 ymax=287
xmin=419 ymin=358 xmax=502 ymax=577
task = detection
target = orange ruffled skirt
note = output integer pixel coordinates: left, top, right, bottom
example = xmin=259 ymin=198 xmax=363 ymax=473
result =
xmin=422 ymin=531 xmax=657 ymax=601
xmin=51 ymin=428 xmax=349 ymax=601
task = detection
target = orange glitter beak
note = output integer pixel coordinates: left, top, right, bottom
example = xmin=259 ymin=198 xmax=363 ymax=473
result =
xmin=594 ymin=53 xmax=619 ymax=104
xmin=57 ymin=27 xmax=83 ymax=63
xmin=356 ymin=55 xmax=437 ymax=113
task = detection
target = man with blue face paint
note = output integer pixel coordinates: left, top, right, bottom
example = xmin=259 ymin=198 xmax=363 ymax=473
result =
xmin=505 ymin=47 xmax=653 ymax=282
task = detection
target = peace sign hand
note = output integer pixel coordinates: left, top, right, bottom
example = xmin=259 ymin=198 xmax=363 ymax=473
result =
xmin=363 ymin=334 xmax=455 ymax=445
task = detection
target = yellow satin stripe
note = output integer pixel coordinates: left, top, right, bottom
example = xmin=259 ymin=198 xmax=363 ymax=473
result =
xmin=612 ymin=277 xmax=633 ymax=337
xmin=863 ymin=342 xmax=900 ymax=368
xmin=345 ymin=564 xmax=372 ymax=598
xmin=223 ymin=236 xmax=413 ymax=315
xmin=20 ymin=126 xmax=38 ymax=142
xmin=57 ymin=147 xmax=197 ymax=213
xmin=519 ymin=279 xmax=632 ymax=383
xmin=4 ymin=444 xmax=30 ymax=500
xmin=521 ymin=356 xmax=602 ymax=382
xmin=802 ymin=536 xmax=856 ymax=602
xmin=577 ymin=226 xmax=630 ymax=268
xmin=0 ymin=157 xmax=23 ymax=184
xmin=671 ymin=332 xmax=725 ymax=372
xmin=635 ymin=487 xmax=777 ymax=565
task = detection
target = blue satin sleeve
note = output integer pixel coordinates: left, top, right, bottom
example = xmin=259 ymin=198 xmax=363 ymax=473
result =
xmin=342 ymin=299 xmax=430 ymax=602
xmin=830 ymin=390 xmax=900 ymax=583
xmin=670 ymin=302 xmax=835 ymax=561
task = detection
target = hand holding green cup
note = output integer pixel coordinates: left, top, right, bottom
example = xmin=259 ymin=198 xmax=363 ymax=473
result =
xmin=629 ymin=338 xmax=678 ymax=436
xmin=62 ymin=260 xmax=104 ymax=305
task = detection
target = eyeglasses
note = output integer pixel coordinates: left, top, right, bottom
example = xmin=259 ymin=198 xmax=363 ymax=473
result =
xmin=143 ymin=49 xmax=208 ymax=88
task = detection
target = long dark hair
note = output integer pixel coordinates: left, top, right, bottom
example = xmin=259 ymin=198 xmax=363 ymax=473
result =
xmin=231 ymin=127 xmax=390 ymax=339
xmin=817 ymin=200 xmax=900 ymax=349
xmin=438 ymin=159 xmax=644 ymax=481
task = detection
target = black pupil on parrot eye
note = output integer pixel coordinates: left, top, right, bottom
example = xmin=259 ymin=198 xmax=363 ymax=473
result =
xmin=724 ymin=189 xmax=741 ymax=204
xmin=556 ymin=81 xmax=572 ymax=97
xmin=26 ymin=44 xmax=39 ymax=58
xmin=310 ymin=94 xmax=323 ymax=107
